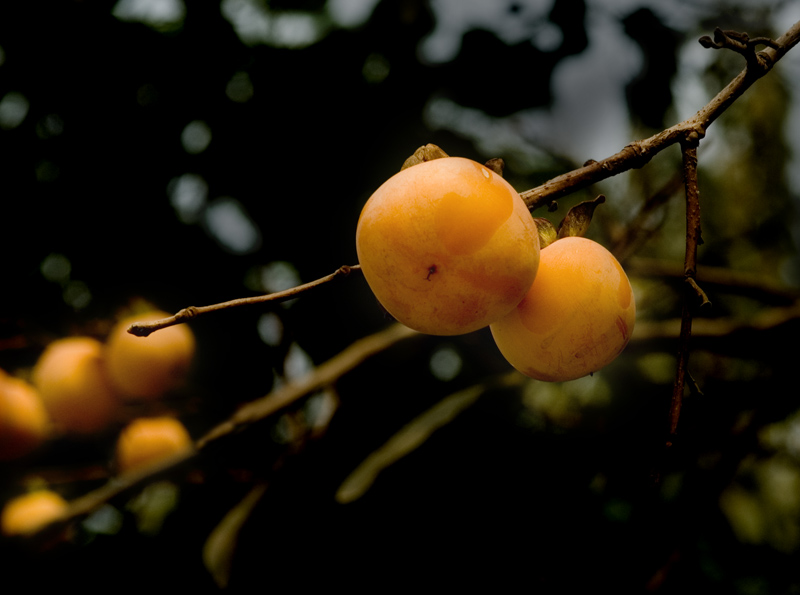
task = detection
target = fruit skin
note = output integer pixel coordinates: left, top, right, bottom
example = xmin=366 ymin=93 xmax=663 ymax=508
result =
xmin=31 ymin=337 xmax=119 ymax=435
xmin=490 ymin=236 xmax=635 ymax=382
xmin=1 ymin=490 xmax=68 ymax=536
xmin=115 ymin=416 xmax=194 ymax=475
xmin=104 ymin=310 xmax=195 ymax=400
xmin=356 ymin=157 xmax=540 ymax=335
xmin=0 ymin=371 xmax=50 ymax=461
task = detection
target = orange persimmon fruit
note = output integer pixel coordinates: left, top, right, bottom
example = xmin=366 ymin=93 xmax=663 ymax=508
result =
xmin=356 ymin=156 xmax=540 ymax=335
xmin=31 ymin=337 xmax=119 ymax=435
xmin=1 ymin=489 xmax=68 ymax=536
xmin=0 ymin=371 xmax=50 ymax=461
xmin=490 ymin=236 xmax=635 ymax=382
xmin=104 ymin=310 xmax=195 ymax=400
xmin=115 ymin=416 xmax=194 ymax=475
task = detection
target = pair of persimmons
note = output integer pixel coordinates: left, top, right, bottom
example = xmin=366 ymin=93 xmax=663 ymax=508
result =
xmin=356 ymin=153 xmax=636 ymax=382
xmin=1 ymin=312 xmax=196 ymax=536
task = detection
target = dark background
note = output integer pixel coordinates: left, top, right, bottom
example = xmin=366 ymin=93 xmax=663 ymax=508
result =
xmin=2 ymin=1 xmax=799 ymax=592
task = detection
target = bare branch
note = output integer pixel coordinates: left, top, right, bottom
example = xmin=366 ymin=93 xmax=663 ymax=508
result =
xmin=666 ymin=141 xmax=702 ymax=448
xmin=520 ymin=20 xmax=800 ymax=211
xmin=127 ymin=264 xmax=361 ymax=337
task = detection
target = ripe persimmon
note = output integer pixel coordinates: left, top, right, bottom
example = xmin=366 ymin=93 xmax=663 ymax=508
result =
xmin=490 ymin=237 xmax=635 ymax=382
xmin=115 ymin=416 xmax=194 ymax=475
xmin=1 ymin=489 xmax=68 ymax=536
xmin=104 ymin=311 xmax=195 ymax=400
xmin=31 ymin=337 xmax=119 ymax=435
xmin=0 ymin=371 xmax=50 ymax=461
xmin=356 ymin=156 xmax=540 ymax=335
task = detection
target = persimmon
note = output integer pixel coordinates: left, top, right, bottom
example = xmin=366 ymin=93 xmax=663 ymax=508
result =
xmin=115 ymin=416 xmax=194 ymax=475
xmin=356 ymin=156 xmax=540 ymax=335
xmin=1 ymin=489 xmax=68 ymax=536
xmin=0 ymin=371 xmax=50 ymax=461
xmin=490 ymin=237 xmax=635 ymax=382
xmin=104 ymin=310 xmax=195 ymax=400
xmin=31 ymin=337 xmax=119 ymax=435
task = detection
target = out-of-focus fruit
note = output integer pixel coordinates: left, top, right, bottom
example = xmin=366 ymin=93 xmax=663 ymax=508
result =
xmin=115 ymin=417 xmax=194 ymax=475
xmin=31 ymin=337 xmax=118 ymax=435
xmin=356 ymin=156 xmax=540 ymax=335
xmin=1 ymin=489 xmax=68 ymax=536
xmin=490 ymin=236 xmax=635 ymax=382
xmin=0 ymin=371 xmax=50 ymax=460
xmin=104 ymin=311 xmax=195 ymax=400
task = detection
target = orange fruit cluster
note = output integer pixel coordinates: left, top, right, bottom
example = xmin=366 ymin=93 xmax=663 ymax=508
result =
xmin=357 ymin=154 xmax=636 ymax=381
xmin=1 ymin=309 xmax=197 ymax=537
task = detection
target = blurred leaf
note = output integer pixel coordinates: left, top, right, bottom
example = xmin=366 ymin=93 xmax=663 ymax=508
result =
xmin=203 ymin=482 xmax=268 ymax=589
xmin=336 ymin=373 xmax=521 ymax=504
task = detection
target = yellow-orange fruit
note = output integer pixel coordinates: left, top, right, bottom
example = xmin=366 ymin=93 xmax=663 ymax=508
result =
xmin=0 ymin=371 xmax=50 ymax=461
xmin=356 ymin=157 xmax=540 ymax=335
xmin=1 ymin=490 xmax=68 ymax=536
xmin=490 ymin=237 xmax=635 ymax=382
xmin=115 ymin=416 xmax=194 ymax=474
xmin=31 ymin=337 xmax=118 ymax=434
xmin=104 ymin=311 xmax=195 ymax=400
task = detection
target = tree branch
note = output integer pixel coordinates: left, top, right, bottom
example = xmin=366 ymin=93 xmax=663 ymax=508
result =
xmin=520 ymin=19 xmax=800 ymax=211
xmin=667 ymin=141 xmax=702 ymax=448
xmin=24 ymin=322 xmax=418 ymax=541
xmin=128 ymin=264 xmax=361 ymax=337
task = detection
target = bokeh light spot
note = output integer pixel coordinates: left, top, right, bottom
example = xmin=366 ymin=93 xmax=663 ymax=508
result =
xmin=203 ymin=197 xmax=261 ymax=254
xmin=226 ymin=71 xmax=254 ymax=103
xmin=257 ymin=312 xmax=284 ymax=346
xmin=0 ymin=91 xmax=29 ymax=129
xmin=168 ymin=173 xmax=208 ymax=224
xmin=429 ymin=345 xmax=462 ymax=381
xmin=41 ymin=253 xmax=72 ymax=283
xmin=362 ymin=53 xmax=390 ymax=84
xmin=181 ymin=120 xmax=212 ymax=154
xmin=63 ymin=280 xmax=92 ymax=310
xmin=112 ymin=0 xmax=186 ymax=30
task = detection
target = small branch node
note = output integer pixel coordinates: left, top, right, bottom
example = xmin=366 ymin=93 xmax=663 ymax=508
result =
xmin=687 ymin=372 xmax=705 ymax=397
xmin=687 ymin=277 xmax=712 ymax=308
xmin=176 ymin=306 xmax=200 ymax=321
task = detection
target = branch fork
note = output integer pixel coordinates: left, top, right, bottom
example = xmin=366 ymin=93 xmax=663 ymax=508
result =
xmin=699 ymin=28 xmax=782 ymax=72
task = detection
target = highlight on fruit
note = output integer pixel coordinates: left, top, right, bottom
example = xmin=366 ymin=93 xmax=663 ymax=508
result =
xmin=356 ymin=151 xmax=540 ymax=335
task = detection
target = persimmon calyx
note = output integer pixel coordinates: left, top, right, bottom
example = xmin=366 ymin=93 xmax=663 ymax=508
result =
xmin=401 ymin=143 xmax=450 ymax=170
xmin=556 ymin=194 xmax=606 ymax=239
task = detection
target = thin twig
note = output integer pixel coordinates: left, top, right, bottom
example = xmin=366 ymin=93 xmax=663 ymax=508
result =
xmin=667 ymin=142 xmax=702 ymax=448
xmin=624 ymin=257 xmax=800 ymax=305
xmin=128 ymin=264 xmax=361 ymax=337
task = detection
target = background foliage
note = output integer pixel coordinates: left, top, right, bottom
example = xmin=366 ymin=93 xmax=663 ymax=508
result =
xmin=1 ymin=0 xmax=800 ymax=592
